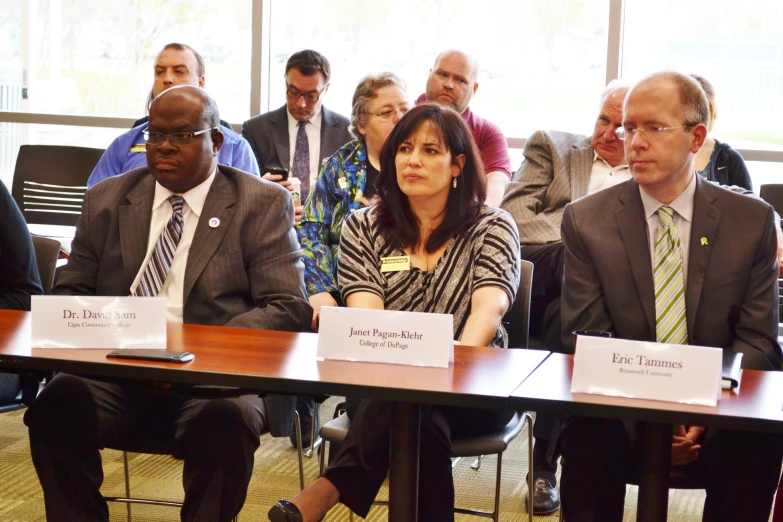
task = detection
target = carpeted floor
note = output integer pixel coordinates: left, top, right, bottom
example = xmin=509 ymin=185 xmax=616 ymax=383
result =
xmin=0 ymin=398 xmax=718 ymax=521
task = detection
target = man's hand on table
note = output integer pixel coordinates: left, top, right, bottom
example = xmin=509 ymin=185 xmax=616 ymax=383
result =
xmin=671 ymin=425 xmax=705 ymax=466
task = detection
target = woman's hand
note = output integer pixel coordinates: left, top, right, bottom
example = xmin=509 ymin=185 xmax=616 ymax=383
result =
xmin=308 ymin=292 xmax=338 ymax=331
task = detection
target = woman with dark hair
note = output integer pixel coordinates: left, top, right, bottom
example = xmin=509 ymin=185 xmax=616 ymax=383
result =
xmin=691 ymin=74 xmax=753 ymax=190
xmin=269 ymin=104 xmax=520 ymax=522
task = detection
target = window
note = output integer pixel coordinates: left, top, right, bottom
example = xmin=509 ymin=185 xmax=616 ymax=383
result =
xmin=622 ymin=0 xmax=783 ymax=152
xmin=268 ymin=0 xmax=610 ymax=139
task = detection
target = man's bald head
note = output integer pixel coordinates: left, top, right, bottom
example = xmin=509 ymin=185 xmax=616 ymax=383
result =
xmin=425 ymin=50 xmax=480 ymax=114
xmin=147 ymin=85 xmax=224 ymax=194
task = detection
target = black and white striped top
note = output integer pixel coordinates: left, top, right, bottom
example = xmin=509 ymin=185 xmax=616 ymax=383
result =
xmin=337 ymin=206 xmax=520 ymax=347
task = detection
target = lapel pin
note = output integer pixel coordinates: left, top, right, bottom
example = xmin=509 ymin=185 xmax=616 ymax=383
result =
xmin=208 ymin=217 xmax=220 ymax=228
xmin=700 ymin=237 xmax=708 ymax=246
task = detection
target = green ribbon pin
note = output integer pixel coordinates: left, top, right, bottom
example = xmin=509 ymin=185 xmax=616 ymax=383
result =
xmin=700 ymin=237 xmax=709 ymax=246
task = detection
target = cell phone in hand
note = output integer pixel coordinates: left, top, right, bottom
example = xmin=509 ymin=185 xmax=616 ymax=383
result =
xmin=106 ymin=349 xmax=195 ymax=363
xmin=267 ymin=166 xmax=289 ymax=180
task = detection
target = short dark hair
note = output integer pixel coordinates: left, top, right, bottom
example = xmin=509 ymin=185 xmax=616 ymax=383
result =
xmin=285 ymin=50 xmax=331 ymax=83
xmin=146 ymin=43 xmax=206 ymax=113
xmin=375 ymin=103 xmax=486 ymax=253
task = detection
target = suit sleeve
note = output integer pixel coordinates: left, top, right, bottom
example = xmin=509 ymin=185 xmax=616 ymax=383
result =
xmin=297 ymin=153 xmax=341 ymax=295
xmin=0 ymin=183 xmax=43 ymax=310
xmin=730 ymin=205 xmax=782 ymax=369
xmin=225 ymin=189 xmax=311 ymax=331
xmin=500 ymin=131 xmax=561 ymax=243
xmin=560 ymin=203 xmax=615 ymax=352
xmin=51 ymin=189 xmax=101 ymax=296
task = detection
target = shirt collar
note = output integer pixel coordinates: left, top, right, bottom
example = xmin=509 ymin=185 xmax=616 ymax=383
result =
xmin=593 ymin=150 xmax=628 ymax=170
xmin=639 ymin=172 xmax=697 ymax=223
xmin=151 ymin=167 xmax=217 ymax=218
xmin=287 ymin=108 xmax=322 ymax=132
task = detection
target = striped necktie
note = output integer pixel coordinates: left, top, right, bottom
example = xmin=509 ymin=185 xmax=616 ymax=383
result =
xmin=653 ymin=206 xmax=688 ymax=344
xmin=134 ymin=195 xmax=185 ymax=297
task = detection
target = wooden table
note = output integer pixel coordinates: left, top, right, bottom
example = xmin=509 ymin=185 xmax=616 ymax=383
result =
xmin=510 ymin=353 xmax=783 ymax=522
xmin=0 ymin=310 xmax=549 ymax=521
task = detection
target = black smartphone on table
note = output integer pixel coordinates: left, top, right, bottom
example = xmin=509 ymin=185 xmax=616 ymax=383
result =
xmin=106 ymin=349 xmax=195 ymax=363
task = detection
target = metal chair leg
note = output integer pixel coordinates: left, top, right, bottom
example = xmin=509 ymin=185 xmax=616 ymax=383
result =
xmin=319 ymin=439 xmax=327 ymax=476
xmin=123 ymin=451 xmax=131 ymax=522
xmin=304 ymin=401 xmax=322 ymax=458
xmin=294 ymin=411 xmax=305 ymax=491
xmin=493 ymin=453 xmax=502 ymax=522
xmin=471 ymin=454 xmax=483 ymax=470
xmin=526 ymin=412 xmax=534 ymax=522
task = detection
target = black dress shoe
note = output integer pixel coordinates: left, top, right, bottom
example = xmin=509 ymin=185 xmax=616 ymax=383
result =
xmin=524 ymin=478 xmax=561 ymax=515
xmin=268 ymin=500 xmax=303 ymax=522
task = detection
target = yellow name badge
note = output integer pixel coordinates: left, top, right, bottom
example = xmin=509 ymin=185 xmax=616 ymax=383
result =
xmin=129 ymin=144 xmax=146 ymax=153
xmin=380 ymin=255 xmax=411 ymax=273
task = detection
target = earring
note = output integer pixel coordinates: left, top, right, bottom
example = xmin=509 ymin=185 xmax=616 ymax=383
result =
xmin=452 ymin=177 xmax=458 ymax=189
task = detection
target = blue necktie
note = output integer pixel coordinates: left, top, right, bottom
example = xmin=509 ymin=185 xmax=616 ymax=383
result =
xmin=293 ymin=120 xmax=310 ymax=203
xmin=134 ymin=195 xmax=184 ymax=297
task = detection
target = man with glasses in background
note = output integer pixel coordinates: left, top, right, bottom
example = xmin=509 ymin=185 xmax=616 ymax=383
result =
xmin=242 ymin=49 xmax=352 ymax=226
xmin=242 ymin=49 xmax=351 ymax=449
xmin=88 ymin=42 xmax=259 ymax=188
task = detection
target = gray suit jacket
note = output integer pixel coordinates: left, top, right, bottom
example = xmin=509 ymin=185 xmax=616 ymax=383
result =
xmin=54 ymin=165 xmax=313 ymax=435
xmin=561 ymin=175 xmax=782 ymax=371
xmin=241 ymin=104 xmax=353 ymax=173
xmin=501 ymin=130 xmax=593 ymax=245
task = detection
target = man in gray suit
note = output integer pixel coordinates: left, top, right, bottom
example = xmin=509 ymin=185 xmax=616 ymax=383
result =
xmin=559 ymin=71 xmax=783 ymax=521
xmin=500 ymin=83 xmax=630 ymax=515
xmin=242 ymin=49 xmax=352 ymax=225
xmin=24 ymin=86 xmax=312 ymax=522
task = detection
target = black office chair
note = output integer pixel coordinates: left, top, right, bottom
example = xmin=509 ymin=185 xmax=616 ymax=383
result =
xmin=504 ymin=260 xmax=534 ymax=349
xmin=31 ymin=236 xmax=61 ymax=294
xmin=11 ymin=145 xmax=104 ymax=226
xmin=760 ymin=184 xmax=783 ymax=217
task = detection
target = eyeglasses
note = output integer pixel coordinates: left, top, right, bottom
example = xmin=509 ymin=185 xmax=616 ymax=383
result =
xmin=286 ymin=87 xmax=325 ymax=103
xmin=369 ymin=106 xmax=409 ymax=120
xmin=616 ymin=125 xmax=694 ymax=141
xmin=143 ymin=127 xmax=218 ymax=145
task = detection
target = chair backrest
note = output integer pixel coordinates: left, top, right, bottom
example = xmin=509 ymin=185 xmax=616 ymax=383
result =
xmin=31 ymin=236 xmax=61 ymax=294
xmin=11 ymin=145 xmax=104 ymax=226
xmin=503 ymin=259 xmax=534 ymax=349
xmin=760 ymin=184 xmax=783 ymax=217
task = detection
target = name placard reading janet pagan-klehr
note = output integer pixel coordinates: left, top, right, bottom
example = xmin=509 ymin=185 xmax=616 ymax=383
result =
xmin=571 ymin=335 xmax=722 ymax=407
xmin=31 ymin=296 xmax=167 ymax=349
xmin=317 ymin=306 xmax=453 ymax=368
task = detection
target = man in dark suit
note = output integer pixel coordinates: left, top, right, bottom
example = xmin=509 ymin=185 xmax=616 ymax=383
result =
xmin=242 ymin=49 xmax=351 ymax=446
xmin=242 ymin=49 xmax=352 ymax=224
xmin=24 ymin=86 xmax=312 ymax=522
xmin=559 ymin=71 xmax=783 ymax=521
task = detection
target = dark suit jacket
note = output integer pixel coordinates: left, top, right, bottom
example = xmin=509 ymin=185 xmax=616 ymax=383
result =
xmin=53 ymin=165 xmax=312 ymax=435
xmin=561 ymin=175 xmax=782 ymax=371
xmin=501 ymin=130 xmax=593 ymax=245
xmin=241 ymin=105 xmax=352 ymax=173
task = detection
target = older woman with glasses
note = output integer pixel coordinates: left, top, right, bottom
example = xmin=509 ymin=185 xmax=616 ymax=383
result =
xmin=271 ymin=103 xmax=520 ymax=522
xmin=298 ymin=72 xmax=409 ymax=330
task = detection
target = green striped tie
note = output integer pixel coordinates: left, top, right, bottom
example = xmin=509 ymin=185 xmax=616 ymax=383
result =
xmin=654 ymin=206 xmax=688 ymax=345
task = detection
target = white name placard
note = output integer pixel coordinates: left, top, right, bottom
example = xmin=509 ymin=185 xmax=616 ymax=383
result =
xmin=317 ymin=306 xmax=453 ymax=368
xmin=31 ymin=296 xmax=167 ymax=349
xmin=571 ymin=335 xmax=722 ymax=407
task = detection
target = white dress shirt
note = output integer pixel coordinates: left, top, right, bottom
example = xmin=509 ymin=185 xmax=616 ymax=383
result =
xmin=130 ymin=169 xmax=216 ymax=323
xmin=587 ymin=151 xmax=632 ymax=195
xmin=287 ymin=109 xmax=323 ymax=186
xmin=639 ymin=173 xmax=696 ymax=288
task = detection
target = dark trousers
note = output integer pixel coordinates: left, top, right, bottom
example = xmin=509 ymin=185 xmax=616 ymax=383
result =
xmin=24 ymin=373 xmax=267 ymax=522
xmin=521 ymin=242 xmax=568 ymax=480
xmin=0 ymin=372 xmax=19 ymax=404
xmin=560 ymin=416 xmax=783 ymax=522
xmin=323 ymin=398 xmax=513 ymax=521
